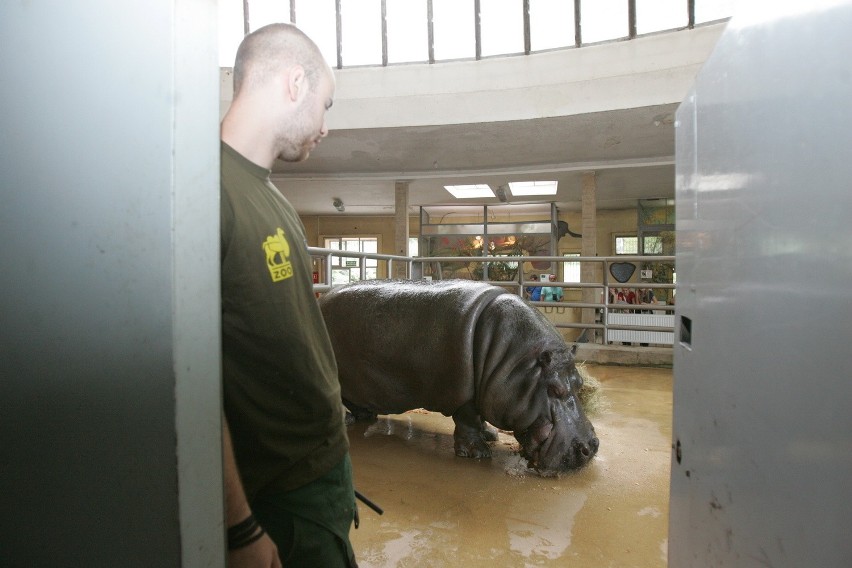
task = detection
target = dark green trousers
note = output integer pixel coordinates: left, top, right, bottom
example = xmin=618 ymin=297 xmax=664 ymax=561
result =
xmin=252 ymin=454 xmax=358 ymax=568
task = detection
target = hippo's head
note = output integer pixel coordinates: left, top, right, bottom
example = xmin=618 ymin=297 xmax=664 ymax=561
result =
xmin=510 ymin=345 xmax=599 ymax=473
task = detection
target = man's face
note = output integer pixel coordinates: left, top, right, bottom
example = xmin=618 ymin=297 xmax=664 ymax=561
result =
xmin=278 ymin=69 xmax=335 ymax=163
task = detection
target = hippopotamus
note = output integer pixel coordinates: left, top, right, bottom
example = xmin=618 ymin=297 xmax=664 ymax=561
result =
xmin=319 ymin=279 xmax=598 ymax=473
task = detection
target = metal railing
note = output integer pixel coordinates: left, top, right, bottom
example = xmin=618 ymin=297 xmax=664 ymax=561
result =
xmin=308 ymin=247 xmax=675 ymax=345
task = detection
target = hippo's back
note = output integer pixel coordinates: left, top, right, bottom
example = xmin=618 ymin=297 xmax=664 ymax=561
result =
xmin=319 ymin=279 xmax=506 ymax=414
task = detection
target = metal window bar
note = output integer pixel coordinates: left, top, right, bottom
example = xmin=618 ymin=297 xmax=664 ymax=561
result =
xmin=628 ymin=0 xmax=637 ymax=39
xmin=253 ymin=1 xmax=723 ymax=67
xmin=427 ymin=0 xmax=435 ymax=64
xmin=474 ymin=0 xmax=482 ymax=60
xmin=574 ymin=0 xmax=582 ymax=47
xmin=335 ymin=0 xmax=343 ymax=69
xmin=381 ymin=0 xmax=388 ymax=66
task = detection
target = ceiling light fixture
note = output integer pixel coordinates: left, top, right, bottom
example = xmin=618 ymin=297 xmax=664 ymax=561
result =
xmin=443 ymin=184 xmax=495 ymax=199
xmin=332 ymin=197 xmax=345 ymax=212
xmin=508 ymin=180 xmax=558 ymax=196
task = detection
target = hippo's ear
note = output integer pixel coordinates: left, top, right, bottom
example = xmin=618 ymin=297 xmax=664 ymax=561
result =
xmin=570 ymin=343 xmax=578 ymax=356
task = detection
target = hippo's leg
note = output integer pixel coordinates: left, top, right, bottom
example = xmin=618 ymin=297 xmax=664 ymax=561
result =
xmin=343 ymin=399 xmax=377 ymax=422
xmin=481 ymin=421 xmax=499 ymax=442
xmin=451 ymin=401 xmax=492 ymax=459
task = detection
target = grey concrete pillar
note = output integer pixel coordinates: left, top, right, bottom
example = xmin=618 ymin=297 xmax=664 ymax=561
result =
xmin=581 ymin=171 xmax=600 ymax=335
xmin=394 ymin=180 xmax=411 ymax=278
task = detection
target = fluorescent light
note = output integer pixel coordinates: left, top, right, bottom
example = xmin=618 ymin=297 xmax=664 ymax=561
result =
xmin=508 ymin=180 xmax=558 ymax=196
xmin=444 ymin=184 xmax=495 ymax=199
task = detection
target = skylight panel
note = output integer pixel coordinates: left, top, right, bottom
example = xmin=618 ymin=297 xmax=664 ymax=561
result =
xmin=444 ymin=184 xmax=496 ymax=199
xmin=508 ymin=181 xmax=558 ymax=196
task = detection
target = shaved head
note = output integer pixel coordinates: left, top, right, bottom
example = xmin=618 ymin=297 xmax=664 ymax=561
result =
xmin=232 ymin=23 xmax=330 ymax=98
xmin=223 ymin=23 xmax=335 ymax=167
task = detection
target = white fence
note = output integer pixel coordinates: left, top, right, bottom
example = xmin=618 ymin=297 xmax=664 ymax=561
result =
xmin=606 ymin=312 xmax=675 ymax=345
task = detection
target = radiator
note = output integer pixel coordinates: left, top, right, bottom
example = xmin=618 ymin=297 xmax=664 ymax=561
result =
xmin=606 ymin=311 xmax=674 ymax=345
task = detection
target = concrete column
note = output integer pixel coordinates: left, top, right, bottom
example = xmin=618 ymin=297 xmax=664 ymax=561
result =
xmin=581 ymin=171 xmax=600 ymax=337
xmin=394 ymin=180 xmax=410 ymax=278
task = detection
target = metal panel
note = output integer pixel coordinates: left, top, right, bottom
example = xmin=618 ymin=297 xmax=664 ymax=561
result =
xmin=0 ymin=2 xmax=222 ymax=566
xmin=670 ymin=1 xmax=852 ymax=566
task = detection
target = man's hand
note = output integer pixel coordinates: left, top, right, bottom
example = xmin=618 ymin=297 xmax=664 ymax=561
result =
xmin=223 ymin=414 xmax=282 ymax=566
xmin=228 ymin=532 xmax=282 ymax=568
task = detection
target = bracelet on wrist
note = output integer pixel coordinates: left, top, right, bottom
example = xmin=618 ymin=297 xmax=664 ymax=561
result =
xmin=227 ymin=513 xmax=266 ymax=550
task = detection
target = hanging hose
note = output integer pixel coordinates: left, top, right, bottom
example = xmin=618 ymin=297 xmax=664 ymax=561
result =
xmin=355 ymin=489 xmax=383 ymax=515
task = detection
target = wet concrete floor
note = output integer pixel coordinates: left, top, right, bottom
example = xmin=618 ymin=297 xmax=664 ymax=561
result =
xmin=348 ymin=364 xmax=673 ymax=567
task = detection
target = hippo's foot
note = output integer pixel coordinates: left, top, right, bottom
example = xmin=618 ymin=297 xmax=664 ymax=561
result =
xmin=343 ymin=399 xmax=377 ymax=423
xmin=453 ymin=432 xmax=493 ymax=459
xmin=452 ymin=401 xmax=494 ymax=459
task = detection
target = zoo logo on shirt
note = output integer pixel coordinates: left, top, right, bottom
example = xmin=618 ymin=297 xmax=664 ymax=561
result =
xmin=262 ymin=227 xmax=294 ymax=282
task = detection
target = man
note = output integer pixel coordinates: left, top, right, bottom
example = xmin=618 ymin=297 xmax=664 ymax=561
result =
xmin=542 ymin=274 xmax=563 ymax=302
xmin=219 ymin=23 xmax=357 ymax=568
xmin=525 ymin=274 xmax=542 ymax=301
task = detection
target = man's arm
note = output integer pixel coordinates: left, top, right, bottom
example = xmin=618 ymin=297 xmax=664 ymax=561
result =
xmin=223 ymin=415 xmax=282 ymax=568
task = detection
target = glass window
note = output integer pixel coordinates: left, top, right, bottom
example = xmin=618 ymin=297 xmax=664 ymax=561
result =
xmin=695 ymin=0 xmax=735 ymax=24
xmin=615 ymin=235 xmax=638 ymax=255
xmin=643 ymin=235 xmax=664 ymax=255
xmin=247 ymin=0 xmax=290 ymax=32
xmin=530 ymin=0 xmax=576 ymax=51
xmin=641 ymin=230 xmax=674 ymax=255
xmin=562 ymin=253 xmax=581 ymax=283
xmin=324 ymin=237 xmax=379 ymax=284
xmin=408 ymin=237 xmax=419 ymax=257
xmin=294 ymin=0 xmax=338 ymax=67
xmin=432 ymin=0 xmax=475 ymax=60
xmin=387 ymin=0 xmax=428 ymax=63
xmin=636 ymin=0 xmax=687 ymax=35
xmin=219 ymin=0 xmax=245 ymax=67
xmin=485 ymin=253 xmax=519 ymax=282
xmin=341 ymin=0 xmax=383 ymax=66
xmin=480 ymin=0 xmax=524 ymax=57
xmin=581 ymin=0 xmax=628 ymax=44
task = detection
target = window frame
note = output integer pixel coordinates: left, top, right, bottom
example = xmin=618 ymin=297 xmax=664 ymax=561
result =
xmin=323 ymin=235 xmax=381 ymax=284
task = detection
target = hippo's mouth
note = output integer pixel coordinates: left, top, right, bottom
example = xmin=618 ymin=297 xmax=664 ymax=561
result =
xmin=516 ymin=415 xmax=599 ymax=473
xmin=516 ymin=418 xmax=555 ymax=471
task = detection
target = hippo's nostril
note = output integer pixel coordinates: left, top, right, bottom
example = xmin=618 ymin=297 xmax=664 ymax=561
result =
xmin=573 ymin=439 xmax=592 ymax=457
xmin=571 ymin=437 xmax=599 ymax=462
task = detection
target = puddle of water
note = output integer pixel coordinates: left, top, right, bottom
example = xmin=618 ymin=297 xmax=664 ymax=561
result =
xmin=507 ymin=490 xmax=587 ymax=560
xmin=348 ymin=364 xmax=673 ymax=568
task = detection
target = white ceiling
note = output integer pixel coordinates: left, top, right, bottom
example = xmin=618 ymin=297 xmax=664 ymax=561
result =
xmin=271 ymin=103 xmax=679 ymax=216
xmin=251 ymin=24 xmax=732 ymax=217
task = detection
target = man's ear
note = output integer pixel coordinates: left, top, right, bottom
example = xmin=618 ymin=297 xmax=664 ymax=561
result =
xmin=287 ymin=65 xmax=308 ymax=103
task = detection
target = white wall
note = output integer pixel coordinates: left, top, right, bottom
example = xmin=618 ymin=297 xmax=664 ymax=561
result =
xmin=220 ymin=23 xmax=725 ymax=128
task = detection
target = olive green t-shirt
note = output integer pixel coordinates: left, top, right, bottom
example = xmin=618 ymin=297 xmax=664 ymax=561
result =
xmin=220 ymin=142 xmax=348 ymax=502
